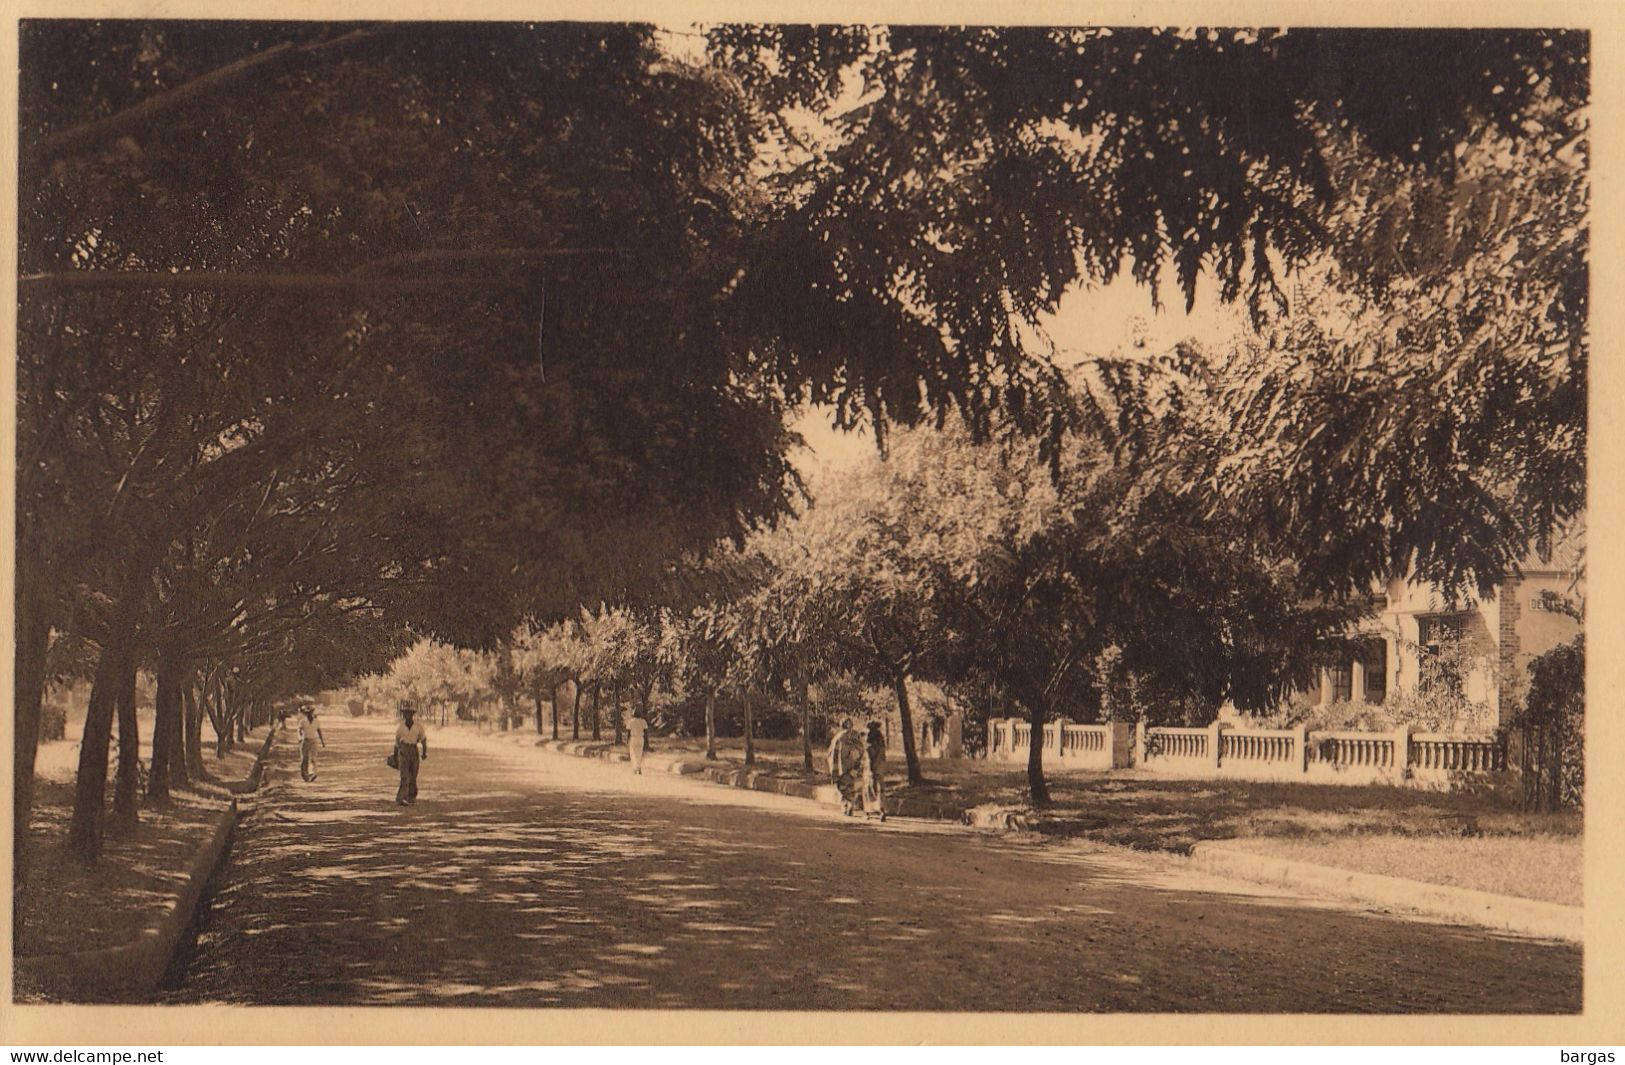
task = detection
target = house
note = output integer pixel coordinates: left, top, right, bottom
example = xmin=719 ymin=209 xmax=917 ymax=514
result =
xmin=1297 ymin=521 xmax=1584 ymax=729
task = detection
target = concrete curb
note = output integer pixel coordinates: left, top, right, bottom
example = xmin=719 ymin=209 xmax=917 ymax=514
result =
xmin=1187 ymin=840 xmax=1583 ymax=942
xmin=15 ymin=727 xmax=280 ymax=1002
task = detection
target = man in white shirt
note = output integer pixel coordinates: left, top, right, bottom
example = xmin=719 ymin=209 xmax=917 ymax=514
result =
xmin=394 ymin=705 xmax=429 ymax=806
xmin=297 ymin=706 xmax=325 ymax=782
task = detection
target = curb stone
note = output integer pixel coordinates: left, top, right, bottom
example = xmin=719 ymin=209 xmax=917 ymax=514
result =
xmin=14 ymin=727 xmax=280 ymax=1002
xmin=1187 ymin=840 xmax=1583 ymax=942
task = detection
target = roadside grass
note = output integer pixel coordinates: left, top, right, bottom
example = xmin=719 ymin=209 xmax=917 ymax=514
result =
xmin=16 ymin=734 xmax=265 ymax=959
xmin=1204 ymin=834 xmax=1582 ymax=906
xmin=518 ymin=728 xmax=1583 ymax=905
xmin=15 ymin=780 xmax=225 ymax=957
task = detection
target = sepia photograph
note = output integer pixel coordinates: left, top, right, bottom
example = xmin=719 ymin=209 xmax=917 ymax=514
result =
xmin=3 ymin=3 xmax=1614 ymax=1045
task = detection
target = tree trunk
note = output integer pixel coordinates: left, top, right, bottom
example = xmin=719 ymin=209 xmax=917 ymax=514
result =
xmin=571 ymin=681 xmax=582 ymax=740
xmin=743 ymin=689 xmax=755 ymax=766
xmin=183 ymin=682 xmax=206 ymax=781
xmin=612 ymin=685 xmax=624 ymax=746
xmin=167 ymin=668 xmax=191 ymax=792
xmin=149 ymin=650 xmax=185 ymax=805
xmin=1024 ymin=695 xmax=1051 ymax=807
xmin=799 ymin=674 xmax=813 ymax=771
xmin=704 ymin=691 xmax=716 ymax=760
xmin=110 ymin=661 xmax=141 ymax=837
xmin=12 ymin=557 xmax=51 ymax=888
xmin=891 ymin=671 xmax=923 ymax=786
xmin=591 ymin=683 xmax=601 ymax=740
xmin=211 ymin=687 xmax=231 ymax=758
xmin=68 ymin=617 xmax=138 ymax=862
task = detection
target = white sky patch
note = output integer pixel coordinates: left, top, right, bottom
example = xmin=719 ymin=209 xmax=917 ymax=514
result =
xmin=790 ymin=266 xmax=1251 ymax=478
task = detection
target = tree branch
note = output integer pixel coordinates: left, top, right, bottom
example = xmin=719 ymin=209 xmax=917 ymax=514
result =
xmin=17 ymin=271 xmax=509 ymax=295
xmin=26 ymin=28 xmax=384 ymax=168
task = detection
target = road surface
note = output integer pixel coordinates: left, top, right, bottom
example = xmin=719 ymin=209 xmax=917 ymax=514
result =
xmin=162 ymin=716 xmax=1582 ymax=1011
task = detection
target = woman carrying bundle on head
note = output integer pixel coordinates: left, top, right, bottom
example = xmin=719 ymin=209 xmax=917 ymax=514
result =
xmin=826 ymin=716 xmax=864 ymax=816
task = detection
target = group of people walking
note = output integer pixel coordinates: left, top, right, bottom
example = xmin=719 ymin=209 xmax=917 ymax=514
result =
xmin=287 ymin=700 xmax=887 ymax=822
xmin=827 ymin=717 xmax=888 ymax=821
xmin=283 ymin=701 xmax=429 ymax=807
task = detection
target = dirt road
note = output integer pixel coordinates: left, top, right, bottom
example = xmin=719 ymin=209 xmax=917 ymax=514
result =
xmin=163 ymin=716 xmax=1581 ymax=1011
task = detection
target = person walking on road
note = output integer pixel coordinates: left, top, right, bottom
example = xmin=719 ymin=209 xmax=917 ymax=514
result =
xmin=827 ymin=717 xmax=863 ymax=816
xmin=627 ymin=712 xmax=649 ymax=775
xmin=861 ymin=720 xmax=888 ymax=822
xmin=394 ymin=704 xmax=429 ymax=806
xmin=297 ymin=705 xmax=326 ymax=782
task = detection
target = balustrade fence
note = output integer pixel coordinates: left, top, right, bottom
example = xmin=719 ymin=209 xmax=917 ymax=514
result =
xmin=986 ymin=718 xmax=1508 ymax=787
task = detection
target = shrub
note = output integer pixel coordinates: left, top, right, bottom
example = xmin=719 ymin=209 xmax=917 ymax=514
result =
xmin=1519 ymin=634 xmax=1583 ymax=809
xmin=1266 ymin=694 xmax=1394 ymax=732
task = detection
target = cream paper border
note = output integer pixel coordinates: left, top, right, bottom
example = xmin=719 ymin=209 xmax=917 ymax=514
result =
xmin=1 ymin=0 xmax=1621 ymax=1046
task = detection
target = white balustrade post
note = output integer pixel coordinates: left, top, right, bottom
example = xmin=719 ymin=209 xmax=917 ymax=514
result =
xmin=1295 ymin=724 xmax=1310 ymax=775
xmin=1392 ymin=724 xmax=1411 ymax=780
xmin=1134 ymin=719 xmax=1147 ymax=767
xmin=1209 ymin=720 xmax=1228 ymax=770
xmin=1108 ymin=720 xmax=1133 ymax=770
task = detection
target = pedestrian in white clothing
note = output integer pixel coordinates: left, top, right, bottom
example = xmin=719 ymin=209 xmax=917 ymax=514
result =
xmin=627 ymin=713 xmax=649 ymax=774
xmin=297 ymin=706 xmax=325 ymax=782
xmin=394 ymin=704 xmax=429 ymax=806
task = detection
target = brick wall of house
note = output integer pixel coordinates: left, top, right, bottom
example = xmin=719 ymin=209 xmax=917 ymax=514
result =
xmin=1498 ymin=576 xmax=1522 ymax=725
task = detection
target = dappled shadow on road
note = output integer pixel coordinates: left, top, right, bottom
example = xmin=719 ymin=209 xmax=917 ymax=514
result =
xmin=161 ymin=718 xmax=1581 ymax=1012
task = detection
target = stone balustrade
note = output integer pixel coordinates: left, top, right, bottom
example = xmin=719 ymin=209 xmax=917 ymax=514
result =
xmin=1145 ymin=726 xmax=1208 ymax=761
xmin=986 ymin=716 xmax=1507 ymax=791
xmin=1411 ymin=733 xmax=1506 ymax=776
xmin=987 ymin=719 xmax=1131 ymax=770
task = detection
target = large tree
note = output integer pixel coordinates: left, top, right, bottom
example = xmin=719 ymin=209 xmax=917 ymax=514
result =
xmin=17 ymin=22 xmax=799 ymax=859
xmin=708 ymin=25 xmax=1586 ymax=585
xmin=799 ymin=394 xmax=1360 ymax=804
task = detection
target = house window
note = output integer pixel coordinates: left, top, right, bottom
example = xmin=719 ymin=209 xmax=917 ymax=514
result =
xmin=1329 ymin=662 xmax=1353 ymax=702
xmin=1418 ymin=614 xmax=1465 ymax=695
xmin=1363 ymin=639 xmax=1387 ymax=703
